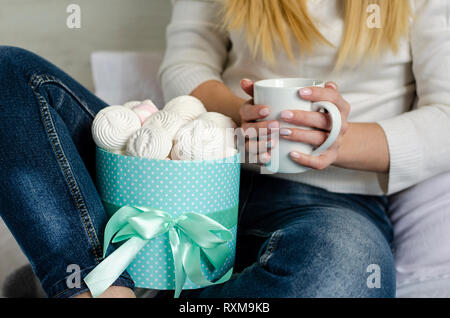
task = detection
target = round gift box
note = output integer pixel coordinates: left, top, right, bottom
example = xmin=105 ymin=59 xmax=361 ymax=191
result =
xmin=95 ymin=147 xmax=241 ymax=291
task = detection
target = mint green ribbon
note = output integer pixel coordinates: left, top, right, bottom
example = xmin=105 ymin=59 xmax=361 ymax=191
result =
xmin=84 ymin=205 xmax=237 ymax=298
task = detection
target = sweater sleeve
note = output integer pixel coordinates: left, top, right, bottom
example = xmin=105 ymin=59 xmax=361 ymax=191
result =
xmin=377 ymin=0 xmax=450 ymax=194
xmin=158 ymin=0 xmax=230 ymax=103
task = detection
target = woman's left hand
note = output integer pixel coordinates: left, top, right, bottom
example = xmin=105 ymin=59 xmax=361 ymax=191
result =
xmin=282 ymin=82 xmax=350 ymax=170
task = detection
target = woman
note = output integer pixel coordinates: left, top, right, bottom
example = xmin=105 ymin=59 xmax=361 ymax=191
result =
xmin=0 ymin=0 xmax=448 ymax=298
xmin=159 ymin=0 xmax=450 ymax=297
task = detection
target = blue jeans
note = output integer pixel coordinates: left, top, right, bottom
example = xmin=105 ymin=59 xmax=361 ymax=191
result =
xmin=0 ymin=46 xmax=134 ymax=297
xmin=0 ymin=46 xmax=395 ymax=298
xmin=182 ymin=170 xmax=395 ymax=297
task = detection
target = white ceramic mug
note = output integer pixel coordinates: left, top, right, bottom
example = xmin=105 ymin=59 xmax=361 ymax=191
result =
xmin=253 ymin=78 xmax=342 ymax=174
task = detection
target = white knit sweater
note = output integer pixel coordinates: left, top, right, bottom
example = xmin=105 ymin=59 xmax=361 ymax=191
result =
xmin=159 ymin=0 xmax=450 ymax=195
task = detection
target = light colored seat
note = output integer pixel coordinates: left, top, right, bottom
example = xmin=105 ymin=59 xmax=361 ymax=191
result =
xmin=389 ymin=172 xmax=450 ymax=297
xmin=91 ymin=51 xmax=165 ymax=108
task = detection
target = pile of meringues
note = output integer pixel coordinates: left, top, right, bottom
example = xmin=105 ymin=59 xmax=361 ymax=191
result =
xmin=92 ymin=96 xmax=237 ymax=161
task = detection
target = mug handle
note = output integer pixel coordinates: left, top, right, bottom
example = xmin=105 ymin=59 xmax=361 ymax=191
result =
xmin=310 ymin=101 xmax=342 ymax=156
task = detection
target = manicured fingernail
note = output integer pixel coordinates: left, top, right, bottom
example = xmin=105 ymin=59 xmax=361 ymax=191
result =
xmin=281 ymin=111 xmax=293 ymax=119
xmin=259 ymin=108 xmax=270 ymax=116
xmin=290 ymin=151 xmax=301 ymax=159
xmin=280 ymin=129 xmax=292 ymax=136
xmin=300 ymin=88 xmax=312 ymax=96
xmin=268 ymin=121 xmax=279 ymax=130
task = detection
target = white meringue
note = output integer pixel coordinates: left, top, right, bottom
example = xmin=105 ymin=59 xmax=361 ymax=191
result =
xmin=126 ymin=126 xmax=173 ymax=159
xmin=198 ymin=112 xmax=237 ymax=148
xmin=171 ymin=119 xmax=231 ymax=161
xmin=123 ymin=100 xmax=159 ymax=125
xmin=134 ymin=103 xmax=159 ymax=125
xmin=123 ymin=101 xmax=143 ymax=109
xmin=92 ymin=105 xmax=141 ymax=152
xmin=197 ymin=112 xmax=237 ymax=129
xmin=143 ymin=110 xmax=187 ymax=140
xmin=163 ymin=95 xmax=207 ymax=121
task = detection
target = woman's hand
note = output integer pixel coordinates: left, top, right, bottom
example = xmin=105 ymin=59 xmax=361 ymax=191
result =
xmin=239 ymin=79 xmax=279 ymax=164
xmin=282 ymin=82 xmax=350 ymax=170
xmin=238 ymin=79 xmax=350 ymax=170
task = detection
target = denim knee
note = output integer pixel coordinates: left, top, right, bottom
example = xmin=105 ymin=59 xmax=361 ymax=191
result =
xmin=0 ymin=45 xmax=37 ymax=64
xmin=0 ymin=46 xmax=39 ymax=106
xmin=0 ymin=46 xmax=53 ymax=88
xmin=258 ymin=210 xmax=396 ymax=297
xmin=0 ymin=46 xmax=34 ymax=75
xmin=0 ymin=46 xmax=63 ymax=117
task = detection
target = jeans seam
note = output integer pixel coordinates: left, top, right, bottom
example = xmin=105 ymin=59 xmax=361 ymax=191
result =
xmin=51 ymin=273 xmax=135 ymax=298
xmin=259 ymin=229 xmax=283 ymax=266
xmin=30 ymin=74 xmax=102 ymax=264
xmin=52 ymin=281 xmax=88 ymax=298
xmin=29 ymin=73 xmax=96 ymax=119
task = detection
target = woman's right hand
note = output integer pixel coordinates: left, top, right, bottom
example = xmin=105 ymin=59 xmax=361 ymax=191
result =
xmin=239 ymin=79 xmax=280 ymax=164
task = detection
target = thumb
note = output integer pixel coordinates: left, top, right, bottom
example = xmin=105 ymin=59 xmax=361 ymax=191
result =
xmin=240 ymin=78 xmax=254 ymax=97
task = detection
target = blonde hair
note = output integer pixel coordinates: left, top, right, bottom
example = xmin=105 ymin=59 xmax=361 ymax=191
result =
xmin=222 ymin=0 xmax=411 ymax=67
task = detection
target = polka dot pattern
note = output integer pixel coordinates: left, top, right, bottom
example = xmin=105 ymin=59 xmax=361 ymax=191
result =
xmin=96 ymin=148 xmax=241 ymax=290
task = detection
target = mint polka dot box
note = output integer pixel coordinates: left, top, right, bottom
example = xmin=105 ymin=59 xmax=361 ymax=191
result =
xmin=85 ymin=147 xmax=241 ymax=297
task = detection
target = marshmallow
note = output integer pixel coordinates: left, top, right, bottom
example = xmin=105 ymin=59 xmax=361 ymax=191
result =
xmin=171 ymin=119 xmax=231 ymax=161
xmin=163 ymin=96 xmax=207 ymax=121
xmin=124 ymin=100 xmax=159 ymax=125
xmin=92 ymin=105 xmax=141 ymax=152
xmin=126 ymin=126 xmax=173 ymax=159
xmin=143 ymin=110 xmax=187 ymax=140
xmin=133 ymin=103 xmax=159 ymax=125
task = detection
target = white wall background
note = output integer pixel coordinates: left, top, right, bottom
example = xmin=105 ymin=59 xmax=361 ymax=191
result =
xmin=0 ymin=0 xmax=172 ymax=291
xmin=0 ymin=0 xmax=171 ymax=91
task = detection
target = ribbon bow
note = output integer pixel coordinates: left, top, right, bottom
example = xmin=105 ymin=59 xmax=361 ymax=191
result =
xmin=84 ymin=206 xmax=235 ymax=298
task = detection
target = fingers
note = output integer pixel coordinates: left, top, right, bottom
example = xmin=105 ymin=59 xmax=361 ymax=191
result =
xmin=298 ymin=85 xmax=350 ymax=117
xmin=245 ymin=141 xmax=271 ymax=164
xmin=240 ymin=79 xmax=254 ymax=98
xmin=258 ymin=152 xmax=271 ymax=164
xmin=240 ymin=102 xmax=271 ymax=122
xmin=279 ymin=110 xmax=332 ymax=131
xmin=240 ymin=121 xmax=279 ymax=137
xmin=289 ymin=149 xmax=338 ymax=171
xmin=239 ymin=79 xmax=348 ymax=172
xmin=245 ymin=138 xmax=276 ymax=154
xmin=280 ymin=128 xmax=329 ymax=147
